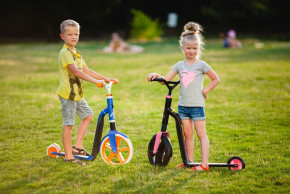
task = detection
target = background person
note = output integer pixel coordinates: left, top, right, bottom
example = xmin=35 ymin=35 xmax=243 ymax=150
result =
xmin=223 ymin=29 xmax=242 ymax=48
xmin=104 ymin=32 xmax=144 ymax=53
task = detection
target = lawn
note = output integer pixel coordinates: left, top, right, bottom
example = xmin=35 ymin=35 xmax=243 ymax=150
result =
xmin=0 ymin=38 xmax=289 ymax=193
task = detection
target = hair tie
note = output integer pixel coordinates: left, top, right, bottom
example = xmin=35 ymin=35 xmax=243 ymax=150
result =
xmin=187 ymin=30 xmax=197 ymax=34
xmin=182 ymin=30 xmax=196 ymax=37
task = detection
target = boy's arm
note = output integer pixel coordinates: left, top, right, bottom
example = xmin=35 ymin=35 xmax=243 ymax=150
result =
xmin=68 ymin=64 xmax=105 ymax=86
xmin=83 ymin=66 xmax=112 ymax=83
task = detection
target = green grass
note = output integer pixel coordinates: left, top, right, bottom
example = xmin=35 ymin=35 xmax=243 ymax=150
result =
xmin=0 ymin=38 xmax=289 ymax=193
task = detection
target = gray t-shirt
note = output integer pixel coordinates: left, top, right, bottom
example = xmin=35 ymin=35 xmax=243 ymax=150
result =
xmin=172 ymin=60 xmax=211 ymax=107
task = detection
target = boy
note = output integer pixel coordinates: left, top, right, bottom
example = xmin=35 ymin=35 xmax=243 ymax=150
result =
xmin=57 ymin=19 xmax=118 ymax=165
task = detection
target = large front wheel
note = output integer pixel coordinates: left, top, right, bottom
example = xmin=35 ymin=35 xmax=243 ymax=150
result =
xmin=148 ymin=134 xmax=172 ymax=166
xmin=100 ymin=134 xmax=133 ymax=165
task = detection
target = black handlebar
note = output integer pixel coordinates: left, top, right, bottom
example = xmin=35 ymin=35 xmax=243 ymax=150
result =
xmin=151 ymin=77 xmax=164 ymax=82
xmin=151 ymin=78 xmax=180 ymax=95
xmin=152 ymin=78 xmax=180 ymax=85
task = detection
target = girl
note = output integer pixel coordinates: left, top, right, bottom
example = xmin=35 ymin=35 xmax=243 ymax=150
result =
xmin=147 ymin=22 xmax=220 ymax=171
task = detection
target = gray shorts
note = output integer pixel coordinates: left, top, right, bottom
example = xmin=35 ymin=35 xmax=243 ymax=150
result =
xmin=58 ymin=95 xmax=93 ymax=126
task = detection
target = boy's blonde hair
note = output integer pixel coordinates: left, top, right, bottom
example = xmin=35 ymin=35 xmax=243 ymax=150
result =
xmin=179 ymin=22 xmax=204 ymax=59
xmin=60 ymin=19 xmax=80 ymax=34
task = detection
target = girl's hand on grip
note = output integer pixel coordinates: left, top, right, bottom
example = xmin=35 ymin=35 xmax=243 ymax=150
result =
xmin=147 ymin=73 xmax=158 ymax=82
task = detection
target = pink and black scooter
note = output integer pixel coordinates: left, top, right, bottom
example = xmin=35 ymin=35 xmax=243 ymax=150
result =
xmin=147 ymin=78 xmax=245 ymax=170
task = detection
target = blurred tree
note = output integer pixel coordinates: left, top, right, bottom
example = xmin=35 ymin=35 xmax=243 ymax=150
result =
xmin=0 ymin=0 xmax=289 ymax=41
xmin=130 ymin=9 xmax=163 ymax=41
xmin=199 ymin=0 xmax=271 ymax=32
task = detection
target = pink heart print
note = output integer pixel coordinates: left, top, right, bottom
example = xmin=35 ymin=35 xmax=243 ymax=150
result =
xmin=180 ymin=70 xmax=195 ymax=88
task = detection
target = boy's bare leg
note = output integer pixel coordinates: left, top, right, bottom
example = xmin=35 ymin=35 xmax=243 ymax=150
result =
xmin=63 ymin=125 xmax=74 ymax=159
xmin=63 ymin=125 xmax=86 ymax=165
xmin=74 ymin=114 xmax=93 ymax=149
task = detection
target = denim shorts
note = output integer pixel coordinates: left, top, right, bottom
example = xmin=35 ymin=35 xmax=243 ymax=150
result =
xmin=178 ymin=106 xmax=205 ymax=121
xmin=58 ymin=96 xmax=93 ymax=126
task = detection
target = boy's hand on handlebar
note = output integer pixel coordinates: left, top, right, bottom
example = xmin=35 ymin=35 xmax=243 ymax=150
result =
xmin=104 ymin=77 xmax=111 ymax=83
xmin=109 ymin=78 xmax=119 ymax=84
xmin=96 ymin=80 xmax=106 ymax=88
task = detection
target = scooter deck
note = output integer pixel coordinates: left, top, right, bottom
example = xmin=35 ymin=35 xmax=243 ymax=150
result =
xmin=50 ymin=152 xmax=94 ymax=161
xmin=186 ymin=162 xmax=237 ymax=167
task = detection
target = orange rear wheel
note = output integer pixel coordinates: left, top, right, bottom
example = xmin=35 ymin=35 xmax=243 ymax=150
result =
xmin=47 ymin=144 xmax=60 ymax=158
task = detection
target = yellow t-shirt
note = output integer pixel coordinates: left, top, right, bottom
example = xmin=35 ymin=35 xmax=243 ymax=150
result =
xmin=57 ymin=44 xmax=86 ymax=101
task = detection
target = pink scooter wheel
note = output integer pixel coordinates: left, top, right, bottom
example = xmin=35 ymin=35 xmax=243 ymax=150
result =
xmin=228 ymin=156 xmax=245 ymax=170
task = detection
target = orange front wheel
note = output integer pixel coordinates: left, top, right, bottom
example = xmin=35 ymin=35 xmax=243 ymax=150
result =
xmin=100 ymin=134 xmax=133 ymax=165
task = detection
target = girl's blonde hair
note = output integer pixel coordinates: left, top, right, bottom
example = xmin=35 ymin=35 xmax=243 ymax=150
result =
xmin=60 ymin=19 xmax=80 ymax=34
xmin=179 ymin=22 xmax=204 ymax=58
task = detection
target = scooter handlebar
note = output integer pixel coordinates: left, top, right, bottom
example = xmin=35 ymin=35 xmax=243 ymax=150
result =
xmin=152 ymin=78 xmax=180 ymax=85
xmin=96 ymin=80 xmax=118 ymax=88
xmin=111 ymin=79 xmax=118 ymax=84
xmin=96 ymin=83 xmax=104 ymax=88
xmin=151 ymin=77 xmax=165 ymax=82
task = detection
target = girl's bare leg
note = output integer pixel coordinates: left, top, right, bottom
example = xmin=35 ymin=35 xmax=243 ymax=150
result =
xmin=182 ymin=119 xmax=194 ymax=163
xmin=194 ymin=120 xmax=209 ymax=169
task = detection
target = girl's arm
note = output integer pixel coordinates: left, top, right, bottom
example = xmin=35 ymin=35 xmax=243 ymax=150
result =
xmin=164 ymin=70 xmax=177 ymax=81
xmin=203 ymin=69 xmax=220 ymax=99
xmin=147 ymin=70 xmax=177 ymax=82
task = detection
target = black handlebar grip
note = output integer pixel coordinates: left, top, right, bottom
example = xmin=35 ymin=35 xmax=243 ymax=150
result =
xmin=152 ymin=77 xmax=165 ymax=82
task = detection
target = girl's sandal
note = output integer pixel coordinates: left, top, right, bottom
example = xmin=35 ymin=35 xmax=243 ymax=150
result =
xmin=190 ymin=164 xmax=210 ymax=171
xmin=72 ymin=146 xmax=90 ymax=156
xmin=64 ymin=158 xmax=86 ymax=166
xmin=176 ymin=163 xmax=185 ymax=168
